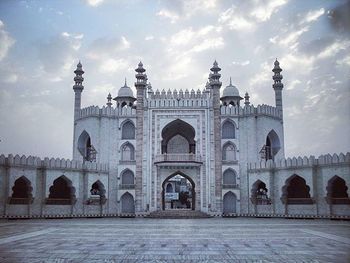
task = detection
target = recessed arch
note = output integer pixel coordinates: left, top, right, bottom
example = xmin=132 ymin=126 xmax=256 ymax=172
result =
xmin=281 ymin=174 xmax=313 ymax=204
xmin=9 ymin=176 xmax=33 ymax=204
xmin=78 ymin=130 xmax=92 ymax=161
xmin=161 ymin=119 xmax=196 ymax=154
xmin=326 ymin=175 xmax=350 ymax=204
xmin=222 ymin=119 xmax=236 ymax=139
xmin=223 ymin=168 xmax=237 ymax=185
xmin=120 ymin=192 xmax=135 ymax=213
xmin=251 ymin=180 xmax=270 ymax=205
xmin=265 ymin=130 xmax=281 ymax=160
xmin=121 ymin=142 xmax=135 ymax=161
xmin=222 ymin=142 xmax=237 ymax=161
xmin=90 ymin=180 xmax=106 ymax=197
xmin=121 ymin=120 xmax=135 ymax=140
xmin=166 ymin=183 xmax=174 ymax=193
xmin=120 ymin=169 xmax=135 ymax=185
xmin=223 ymin=191 xmax=237 ymax=214
xmin=161 ymin=171 xmax=196 ymax=210
xmin=47 ymin=175 xmax=76 ymax=205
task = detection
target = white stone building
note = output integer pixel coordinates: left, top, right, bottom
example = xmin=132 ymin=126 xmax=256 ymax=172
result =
xmin=0 ymin=60 xmax=349 ymax=218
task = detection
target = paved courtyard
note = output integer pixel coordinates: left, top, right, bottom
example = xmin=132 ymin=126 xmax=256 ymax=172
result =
xmin=0 ymin=217 xmax=349 ymax=263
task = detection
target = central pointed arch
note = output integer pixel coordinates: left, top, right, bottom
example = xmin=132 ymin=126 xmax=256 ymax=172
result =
xmin=161 ymin=119 xmax=196 ymax=154
xmin=161 ymin=171 xmax=196 ymax=210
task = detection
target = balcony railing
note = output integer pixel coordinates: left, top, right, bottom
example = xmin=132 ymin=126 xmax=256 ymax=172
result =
xmin=222 ymin=184 xmax=239 ymax=189
xmin=154 ymin=154 xmax=202 ymax=163
xmin=119 ymin=184 xmax=135 ymax=190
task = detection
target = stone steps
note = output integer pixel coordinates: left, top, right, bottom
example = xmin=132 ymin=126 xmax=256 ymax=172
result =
xmin=149 ymin=210 xmax=211 ymax=219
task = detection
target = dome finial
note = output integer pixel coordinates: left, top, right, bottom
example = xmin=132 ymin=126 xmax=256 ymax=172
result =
xmin=229 ymin=77 xmax=232 ymax=86
xmin=124 ymin=77 xmax=127 ymax=87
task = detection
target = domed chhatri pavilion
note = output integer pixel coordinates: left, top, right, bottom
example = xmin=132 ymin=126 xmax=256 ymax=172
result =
xmin=0 ymin=60 xmax=349 ymax=219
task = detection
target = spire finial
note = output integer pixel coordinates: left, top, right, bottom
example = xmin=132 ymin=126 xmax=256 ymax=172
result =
xmin=124 ymin=77 xmax=127 ymax=87
xmin=229 ymin=77 xmax=232 ymax=86
xmin=244 ymin=92 xmax=250 ymax=106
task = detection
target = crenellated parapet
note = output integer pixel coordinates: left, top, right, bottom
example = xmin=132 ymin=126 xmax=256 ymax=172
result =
xmin=147 ymin=88 xmax=209 ymax=108
xmin=247 ymin=152 xmax=350 ymax=171
xmin=0 ymin=154 xmax=109 ymax=173
xmin=77 ymin=105 xmax=136 ymax=120
xmin=220 ymin=104 xmax=282 ymax=119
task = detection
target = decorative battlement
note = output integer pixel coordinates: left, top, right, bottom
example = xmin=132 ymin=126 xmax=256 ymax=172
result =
xmin=221 ymin=104 xmax=282 ymax=119
xmin=77 ymin=105 xmax=136 ymax=120
xmin=147 ymin=88 xmax=209 ymax=108
xmin=0 ymin=154 xmax=109 ymax=173
xmin=248 ymin=152 xmax=350 ymax=171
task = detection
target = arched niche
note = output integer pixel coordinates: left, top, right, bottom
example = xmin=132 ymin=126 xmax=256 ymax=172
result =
xmin=121 ymin=120 xmax=135 ymax=140
xmin=223 ymin=191 xmax=237 ymax=214
xmin=223 ymin=169 xmax=237 ymax=186
xmin=326 ymin=176 xmax=350 ymax=204
xmin=46 ymin=175 xmax=76 ymax=205
xmin=281 ymin=174 xmax=313 ymax=204
xmin=251 ymin=180 xmax=270 ymax=205
xmin=9 ymin=176 xmax=34 ymax=204
xmin=88 ymin=180 xmax=107 ymax=205
xmin=265 ymin=130 xmax=281 ymax=160
xmin=161 ymin=119 xmax=196 ymax=154
xmin=121 ymin=169 xmax=135 ymax=186
xmin=121 ymin=142 xmax=135 ymax=161
xmin=120 ymin=192 xmax=135 ymax=213
xmin=222 ymin=119 xmax=236 ymax=139
xmin=77 ymin=130 xmax=96 ymax=161
xmin=222 ymin=142 xmax=237 ymax=161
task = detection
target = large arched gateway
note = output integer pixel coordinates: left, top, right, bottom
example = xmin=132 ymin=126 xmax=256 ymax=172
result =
xmin=161 ymin=172 xmax=196 ymax=211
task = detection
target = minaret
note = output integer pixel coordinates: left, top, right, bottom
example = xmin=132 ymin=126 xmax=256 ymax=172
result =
xmin=73 ymin=61 xmax=84 ymax=122
xmin=134 ymin=61 xmax=147 ymax=213
xmin=209 ymin=60 xmax=222 ymax=211
xmin=272 ymin=59 xmax=284 ymax=119
xmin=106 ymin=93 xmax=112 ymax=107
xmin=244 ymin=92 xmax=250 ymax=106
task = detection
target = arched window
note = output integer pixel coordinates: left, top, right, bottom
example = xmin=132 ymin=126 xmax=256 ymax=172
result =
xmin=121 ymin=121 xmax=135 ymax=139
xmin=223 ymin=169 xmax=237 ymax=186
xmin=77 ymin=130 xmax=96 ymax=162
xmin=281 ymin=175 xmax=313 ymax=204
xmin=251 ymin=180 xmax=270 ymax=205
xmin=120 ymin=192 xmax=135 ymax=213
xmin=222 ymin=142 xmax=236 ymax=161
xmin=222 ymin=120 xmax=235 ymax=139
xmin=167 ymin=134 xmax=189 ymax=153
xmin=326 ymin=176 xmax=350 ymax=204
xmin=121 ymin=169 xmax=135 ymax=186
xmin=223 ymin=191 xmax=237 ymax=214
xmin=88 ymin=180 xmax=107 ymax=204
xmin=9 ymin=176 xmax=33 ymax=204
xmin=46 ymin=175 xmax=76 ymax=205
xmin=90 ymin=180 xmax=106 ymax=198
xmin=121 ymin=143 xmax=135 ymax=161
xmin=264 ymin=130 xmax=281 ymax=160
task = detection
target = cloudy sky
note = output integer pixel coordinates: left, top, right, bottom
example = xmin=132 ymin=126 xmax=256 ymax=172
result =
xmin=0 ymin=0 xmax=349 ymax=159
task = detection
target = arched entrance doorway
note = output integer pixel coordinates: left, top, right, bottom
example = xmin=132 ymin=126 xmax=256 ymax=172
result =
xmin=223 ymin=191 xmax=237 ymax=214
xmin=162 ymin=172 xmax=195 ymax=210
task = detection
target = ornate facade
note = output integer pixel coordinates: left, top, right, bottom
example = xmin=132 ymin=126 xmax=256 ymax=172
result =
xmin=0 ymin=60 xmax=349 ymax=218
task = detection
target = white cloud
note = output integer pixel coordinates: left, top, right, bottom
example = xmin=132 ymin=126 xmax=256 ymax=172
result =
xmin=250 ymin=0 xmax=288 ymax=22
xmin=280 ymin=27 xmax=309 ymax=48
xmin=219 ymin=7 xmax=255 ymax=31
xmin=317 ymin=40 xmax=350 ymax=59
xmin=145 ymin=35 xmax=154 ymax=41
xmin=232 ymin=60 xmax=250 ymax=66
xmin=157 ymin=9 xmax=179 ymax=24
xmin=99 ymin=58 xmax=129 ymax=74
xmin=85 ymin=0 xmax=104 ymax=7
xmin=300 ymin=8 xmax=325 ymax=24
xmin=0 ymin=20 xmax=15 ymax=61
xmin=286 ymin=79 xmax=301 ymax=90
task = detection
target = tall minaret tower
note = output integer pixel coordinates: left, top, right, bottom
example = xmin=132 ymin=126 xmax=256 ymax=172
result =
xmin=209 ymin=60 xmax=223 ymax=211
xmin=73 ymin=61 xmax=84 ymax=122
xmin=272 ymin=59 xmax=284 ymax=119
xmin=134 ymin=61 xmax=147 ymax=213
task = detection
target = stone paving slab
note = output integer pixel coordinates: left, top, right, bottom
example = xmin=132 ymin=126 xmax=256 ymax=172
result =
xmin=0 ymin=218 xmax=349 ymax=262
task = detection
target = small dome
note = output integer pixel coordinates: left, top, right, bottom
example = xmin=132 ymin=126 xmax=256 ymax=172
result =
xmin=222 ymin=78 xmax=240 ymax=97
xmin=117 ymin=80 xmax=134 ymax=98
